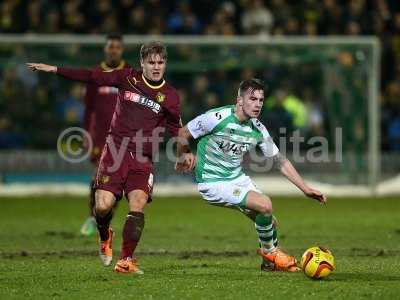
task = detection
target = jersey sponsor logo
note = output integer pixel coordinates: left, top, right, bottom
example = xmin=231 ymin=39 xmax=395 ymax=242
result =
xmin=123 ymin=91 xmax=161 ymax=114
xmin=217 ymin=140 xmax=249 ymax=156
xmin=156 ymin=92 xmax=165 ymax=103
xmin=98 ymin=86 xmax=119 ymax=94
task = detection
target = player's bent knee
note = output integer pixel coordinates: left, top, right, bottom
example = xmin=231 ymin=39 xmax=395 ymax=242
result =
xmin=127 ymin=190 xmax=148 ymax=212
xmin=95 ymin=190 xmax=115 ymax=216
xmin=259 ymin=197 xmax=273 ymax=215
xmin=246 ymin=192 xmax=273 ymax=215
xmin=259 ymin=203 xmax=272 ymax=215
xmin=95 ymin=202 xmax=110 ymax=216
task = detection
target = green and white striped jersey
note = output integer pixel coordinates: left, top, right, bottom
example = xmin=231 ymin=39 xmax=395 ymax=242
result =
xmin=187 ymin=105 xmax=279 ymax=183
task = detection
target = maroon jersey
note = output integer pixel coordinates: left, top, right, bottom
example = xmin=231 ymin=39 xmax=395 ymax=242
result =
xmin=83 ymin=60 xmax=129 ymax=162
xmin=58 ymin=66 xmax=181 ymax=160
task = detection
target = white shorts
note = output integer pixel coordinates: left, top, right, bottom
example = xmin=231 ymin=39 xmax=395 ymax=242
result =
xmin=197 ymin=175 xmax=262 ymax=209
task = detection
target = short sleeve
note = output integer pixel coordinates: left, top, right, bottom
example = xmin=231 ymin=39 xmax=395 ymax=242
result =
xmin=187 ymin=107 xmax=232 ymax=139
xmin=252 ymin=119 xmax=280 ymax=157
xmin=187 ymin=113 xmax=217 ymax=139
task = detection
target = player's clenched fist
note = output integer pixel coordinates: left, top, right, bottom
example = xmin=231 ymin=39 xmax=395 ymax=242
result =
xmin=27 ymin=63 xmax=57 ymax=73
xmin=175 ymin=153 xmax=196 ymax=173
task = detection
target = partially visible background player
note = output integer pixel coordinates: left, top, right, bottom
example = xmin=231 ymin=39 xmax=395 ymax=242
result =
xmin=80 ymin=33 xmax=130 ymax=236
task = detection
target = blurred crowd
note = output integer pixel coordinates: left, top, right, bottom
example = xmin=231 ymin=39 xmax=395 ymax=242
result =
xmin=0 ymin=0 xmax=400 ymax=152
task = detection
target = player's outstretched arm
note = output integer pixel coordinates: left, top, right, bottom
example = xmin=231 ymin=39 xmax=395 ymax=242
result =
xmin=27 ymin=63 xmax=57 ymax=73
xmin=27 ymin=63 xmax=127 ymax=87
xmin=273 ymin=153 xmax=327 ymax=204
xmin=27 ymin=62 xmax=93 ymax=82
xmin=175 ymin=125 xmax=196 ymax=173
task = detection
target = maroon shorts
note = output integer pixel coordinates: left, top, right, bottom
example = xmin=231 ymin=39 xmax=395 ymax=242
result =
xmin=94 ymin=144 xmax=154 ymax=201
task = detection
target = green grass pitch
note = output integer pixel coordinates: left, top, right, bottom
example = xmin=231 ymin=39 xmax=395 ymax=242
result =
xmin=0 ymin=195 xmax=399 ymax=299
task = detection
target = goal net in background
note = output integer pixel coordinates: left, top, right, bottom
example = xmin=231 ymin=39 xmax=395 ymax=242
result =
xmin=0 ymin=35 xmax=391 ymax=196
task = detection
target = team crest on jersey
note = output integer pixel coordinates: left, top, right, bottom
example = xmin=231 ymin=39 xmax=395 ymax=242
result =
xmin=233 ymin=188 xmax=241 ymax=197
xmin=156 ymin=92 xmax=165 ymax=103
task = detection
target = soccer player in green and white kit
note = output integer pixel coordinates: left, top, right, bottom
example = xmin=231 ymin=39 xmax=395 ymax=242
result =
xmin=176 ymin=78 xmax=327 ymax=272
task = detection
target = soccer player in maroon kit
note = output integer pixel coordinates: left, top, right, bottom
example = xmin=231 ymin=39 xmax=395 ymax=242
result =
xmin=80 ymin=33 xmax=130 ymax=237
xmin=28 ymin=41 xmax=181 ymax=274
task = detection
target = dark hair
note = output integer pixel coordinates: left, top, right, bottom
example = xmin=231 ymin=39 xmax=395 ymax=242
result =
xmin=106 ymin=33 xmax=123 ymax=42
xmin=238 ymin=78 xmax=265 ymax=96
xmin=140 ymin=41 xmax=167 ymax=61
